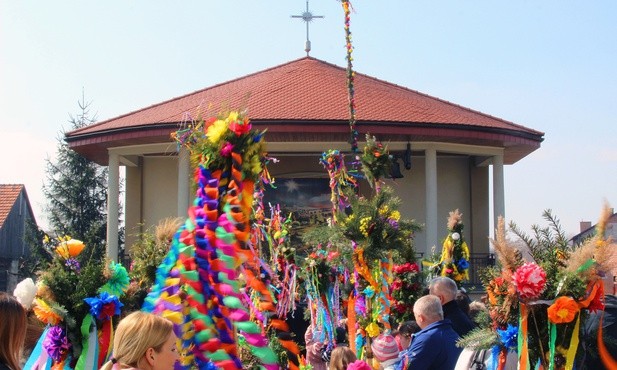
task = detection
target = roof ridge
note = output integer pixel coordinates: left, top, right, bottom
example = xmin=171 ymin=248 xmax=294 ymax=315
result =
xmin=68 ymin=56 xmax=318 ymax=135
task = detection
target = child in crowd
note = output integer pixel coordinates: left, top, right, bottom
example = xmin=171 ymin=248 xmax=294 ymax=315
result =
xmin=371 ymin=334 xmax=400 ymax=370
xmin=328 ymin=346 xmax=356 ymax=370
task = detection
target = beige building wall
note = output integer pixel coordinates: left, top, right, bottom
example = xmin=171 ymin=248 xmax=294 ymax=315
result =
xmin=122 ymin=152 xmax=491 ymax=257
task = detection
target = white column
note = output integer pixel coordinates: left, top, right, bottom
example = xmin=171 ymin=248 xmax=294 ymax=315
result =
xmin=492 ymin=154 xmax=505 ymax=235
xmin=425 ymin=147 xmax=438 ymax=256
xmin=177 ymin=147 xmax=190 ymax=217
xmin=107 ymin=151 xmax=120 ymax=261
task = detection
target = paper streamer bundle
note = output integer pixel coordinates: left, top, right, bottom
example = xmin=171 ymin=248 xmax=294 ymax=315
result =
xmin=145 ymin=112 xmax=279 ymax=369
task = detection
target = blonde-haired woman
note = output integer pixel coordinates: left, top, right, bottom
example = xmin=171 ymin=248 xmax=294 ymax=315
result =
xmin=0 ymin=292 xmax=27 ymax=370
xmin=100 ymin=311 xmax=178 ymax=370
xmin=328 ymin=346 xmax=356 ymax=370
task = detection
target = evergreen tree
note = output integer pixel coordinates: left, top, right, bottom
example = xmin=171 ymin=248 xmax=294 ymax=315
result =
xmin=43 ymin=95 xmax=109 ymax=262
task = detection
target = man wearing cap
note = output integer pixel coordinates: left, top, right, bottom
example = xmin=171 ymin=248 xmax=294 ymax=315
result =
xmin=371 ymin=334 xmax=400 ymax=370
xmin=397 ymin=295 xmax=462 ymax=370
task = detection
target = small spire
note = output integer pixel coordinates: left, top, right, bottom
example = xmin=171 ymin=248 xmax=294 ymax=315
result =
xmin=291 ymin=0 xmax=324 ymax=56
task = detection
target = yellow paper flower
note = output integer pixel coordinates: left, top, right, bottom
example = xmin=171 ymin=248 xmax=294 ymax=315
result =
xmin=55 ymin=239 xmax=85 ymax=259
xmin=206 ymin=119 xmax=228 ymax=143
xmin=365 ymin=322 xmax=380 ymax=338
xmin=33 ymin=298 xmax=63 ymax=325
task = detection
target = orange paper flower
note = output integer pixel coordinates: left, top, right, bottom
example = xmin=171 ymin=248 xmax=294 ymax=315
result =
xmin=547 ymin=296 xmax=579 ymax=324
xmin=33 ymin=298 xmax=63 ymax=325
xmin=55 ymin=239 xmax=85 ymax=259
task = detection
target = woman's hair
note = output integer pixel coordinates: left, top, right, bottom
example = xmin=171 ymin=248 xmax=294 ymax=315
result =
xmin=0 ymin=292 xmax=27 ymax=370
xmin=100 ymin=311 xmax=174 ymax=370
xmin=328 ymin=346 xmax=356 ymax=370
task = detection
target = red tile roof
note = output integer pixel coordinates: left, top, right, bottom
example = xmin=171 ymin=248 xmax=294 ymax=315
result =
xmin=0 ymin=184 xmax=24 ymax=228
xmin=66 ymin=57 xmax=543 ymax=164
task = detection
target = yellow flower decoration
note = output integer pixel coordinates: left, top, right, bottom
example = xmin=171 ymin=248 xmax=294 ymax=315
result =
xmin=206 ymin=118 xmax=227 ymax=143
xmin=378 ymin=206 xmax=389 ymax=217
xmin=359 ymin=217 xmax=371 ymax=237
xmin=365 ymin=322 xmax=380 ymax=338
xmin=55 ymin=239 xmax=85 ymax=259
xmin=390 ymin=210 xmax=401 ymax=221
xmin=33 ymin=298 xmax=63 ymax=325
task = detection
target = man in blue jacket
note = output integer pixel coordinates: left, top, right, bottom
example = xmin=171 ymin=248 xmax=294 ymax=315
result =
xmin=429 ymin=277 xmax=475 ymax=337
xmin=397 ymin=295 xmax=462 ymax=370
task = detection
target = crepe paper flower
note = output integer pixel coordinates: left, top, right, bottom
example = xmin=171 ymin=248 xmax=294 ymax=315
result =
xmin=547 ymin=296 xmax=579 ymax=324
xmin=206 ymin=119 xmax=227 ymax=143
xmin=365 ymin=322 xmax=380 ymax=338
xmin=347 ymin=360 xmax=372 ymax=370
xmin=363 ymin=286 xmax=375 ymax=298
xmin=220 ymin=142 xmax=234 ymax=157
xmin=33 ymin=298 xmax=63 ymax=325
xmin=512 ymin=262 xmax=547 ymax=300
xmin=457 ymin=258 xmax=470 ymax=271
xmin=100 ymin=261 xmax=130 ymax=297
xmin=55 ymin=238 xmax=85 ymax=259
xmin=65 ymin=258 xmax=81 ymax=272
xmin=229 ymin=116 xmax=252 ymax=136
xmin=497 ymin=324 xmax=518 ymax=349
xmin=13 ymin=277 xmax=37 ymax=309
xmin=43 ymin=325 xmax=70 ymax=362
xmin=84 ymin=292 xmax=123 ymax=321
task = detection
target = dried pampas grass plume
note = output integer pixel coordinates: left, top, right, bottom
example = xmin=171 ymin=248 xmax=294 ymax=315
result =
xmin=566 ymin=203 xmax=617 ymax=280
xmin=156 ymin=217 xmax=183 ymax=247
xmin=593 ymin=203 xmax=617 ymax=276
xmin=490 ymin=217 xmax=520 ymax=272
xmin=447 ymin=209 xmax=462 ymax=230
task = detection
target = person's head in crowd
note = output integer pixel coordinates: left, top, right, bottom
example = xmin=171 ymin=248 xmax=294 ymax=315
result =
xmin=328 ymin=346 xmax=356 ymax=370
xmin=0 ymin=292 xmax=27 ymax=370
xmin=396 ymin=321 xmax=420 ymax=350
xmin=335 ymin=326 xmax=348 ymax=346
xmin=429 ymin=277 xmax=458 ymax=305
xmin=100 ymin=311 xmax=178 ymax=370
xmin=413 ymin=295 xmax=444 ymax=329
xmin=455 ymin=290 xmax=471 ymax=316
xmin=371 ymin=334 xmax=400 ymax=369
xmin=469 ymin=301 xmax=488 ymax=322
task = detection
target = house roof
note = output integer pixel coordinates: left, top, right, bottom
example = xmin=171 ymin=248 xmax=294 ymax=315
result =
xmin=66 ymin=56 xmax=544 ymax=165
xmin=0 ymin=184 xmax=26 ymax=228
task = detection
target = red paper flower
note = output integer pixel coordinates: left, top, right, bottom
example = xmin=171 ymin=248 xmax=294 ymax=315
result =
xmin=229 ymin=116 xmax=252 ymax=136
xmin=512 ymin=262 xmax=547 ymax=300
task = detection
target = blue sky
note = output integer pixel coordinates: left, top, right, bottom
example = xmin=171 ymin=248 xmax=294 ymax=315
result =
xmin=1 ymin=1 xmax=616 ymax=236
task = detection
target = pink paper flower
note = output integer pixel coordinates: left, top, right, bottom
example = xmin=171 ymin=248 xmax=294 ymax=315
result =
xmin=220 ymin=142 xmax=234 ymax=157
xmin=512 ymin=262 xmax=547 ymax=300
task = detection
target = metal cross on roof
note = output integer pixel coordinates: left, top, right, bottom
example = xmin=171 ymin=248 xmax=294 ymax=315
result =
xmin=291 ymin=0 xmax=324 ymax=56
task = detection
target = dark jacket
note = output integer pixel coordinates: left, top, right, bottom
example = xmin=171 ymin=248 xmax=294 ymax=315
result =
xmin=443 ymin=300 xmax=475 ymax=337
xmin=0 ymin=362 xmax=12 ymax=370
xmin=398 ymin=319 xmax=462 ymax=370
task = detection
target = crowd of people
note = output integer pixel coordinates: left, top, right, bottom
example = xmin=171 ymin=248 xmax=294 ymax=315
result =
xmin=303 ymin=277 xmax=487 ymax=370
xmin=0 ymin=294 xmax=178 ymax=370
xmin=4 ymin=275 xmax=614 ymax=369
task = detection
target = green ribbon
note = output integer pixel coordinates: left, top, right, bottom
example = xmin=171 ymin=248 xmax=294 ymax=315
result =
xmin=75 ymin=314 xmax=97 ymax=370
xmin=576 ymin=258 xmax=595 ymax=273
xmin=548 ymin=322 xmax=557 ymax=370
